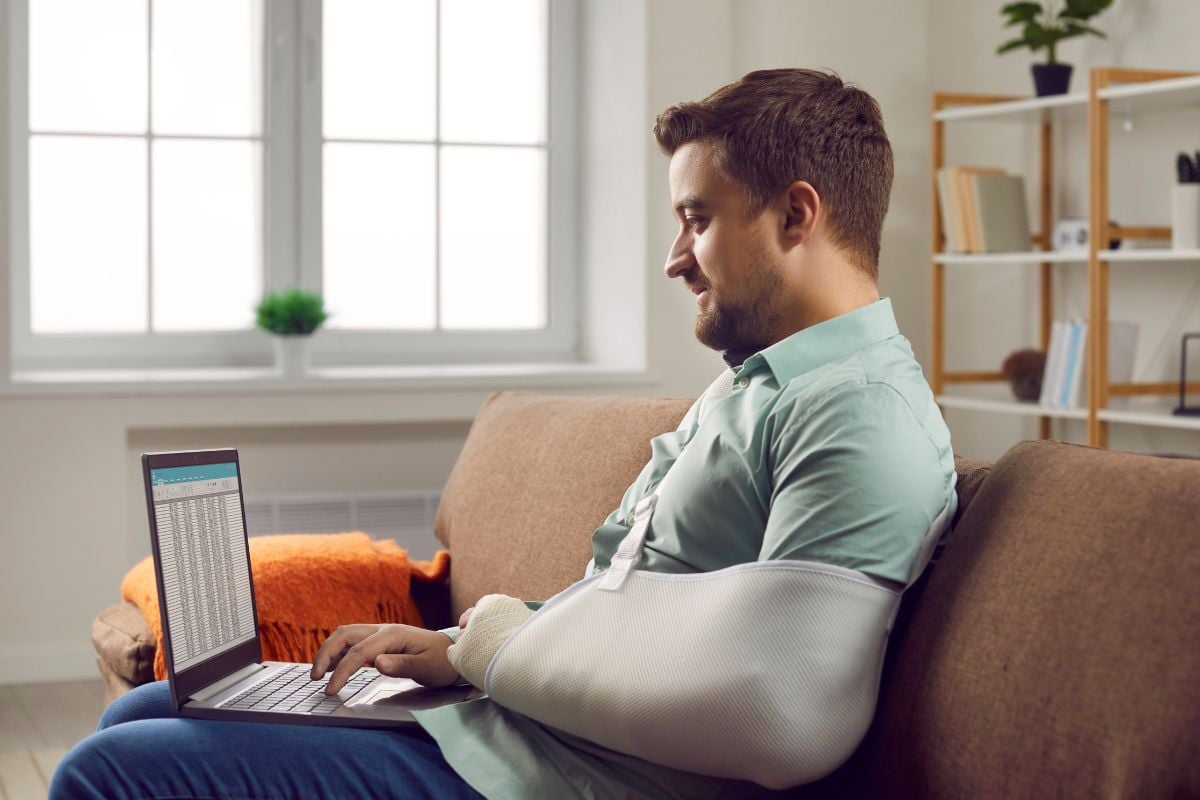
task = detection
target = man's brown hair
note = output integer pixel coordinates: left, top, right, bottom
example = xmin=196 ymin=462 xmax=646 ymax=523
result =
xmin=654 ymin=68 xmax=893 ymax=277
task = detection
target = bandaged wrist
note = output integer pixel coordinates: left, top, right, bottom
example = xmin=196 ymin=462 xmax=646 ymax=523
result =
xmin=445 ymin=594 xmax=534 ymax=689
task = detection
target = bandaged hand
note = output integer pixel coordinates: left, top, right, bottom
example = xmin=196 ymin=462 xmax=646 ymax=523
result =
xmin=446 ymin=594 xmax=534 ymax=689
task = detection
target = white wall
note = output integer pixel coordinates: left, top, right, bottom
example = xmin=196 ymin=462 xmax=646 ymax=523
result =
xmin=4 ymin=0 xmax=1199 ymax=684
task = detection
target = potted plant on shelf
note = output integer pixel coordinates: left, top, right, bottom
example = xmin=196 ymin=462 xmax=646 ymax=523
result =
xmin=996 ymin=0 xmax=1114 ymax=97
xmin=255 ymin=288 xmax=329 ymax=377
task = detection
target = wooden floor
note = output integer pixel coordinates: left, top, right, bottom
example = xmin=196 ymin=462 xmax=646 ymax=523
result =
xmin=0 ymin=679 xmax=106 ymax=799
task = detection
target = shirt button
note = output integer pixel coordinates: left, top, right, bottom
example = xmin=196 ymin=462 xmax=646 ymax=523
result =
xmin=738 ymin=377 xmax=750 ymax=388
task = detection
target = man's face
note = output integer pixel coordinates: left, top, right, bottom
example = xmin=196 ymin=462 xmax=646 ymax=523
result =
xmin=665 ymin=141 xmax=785 ymax=356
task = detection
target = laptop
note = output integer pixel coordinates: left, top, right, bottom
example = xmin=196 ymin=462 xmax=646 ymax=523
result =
xmin=141 ymin=448 xmax=477 ymax=727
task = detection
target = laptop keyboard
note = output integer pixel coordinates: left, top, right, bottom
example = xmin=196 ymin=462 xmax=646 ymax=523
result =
xmin=220 ymin=663 xmax=379 ymax=715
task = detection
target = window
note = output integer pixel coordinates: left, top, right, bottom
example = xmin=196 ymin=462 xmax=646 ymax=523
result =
xmin=8 ymin=0 xmax=577 ymax=370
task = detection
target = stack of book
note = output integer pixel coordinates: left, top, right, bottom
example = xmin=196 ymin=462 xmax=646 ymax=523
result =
xmin=937 ymin=165 xmax=1032 ymax=254
xmin=1038 ymin=320 xmax=1139 ymax=409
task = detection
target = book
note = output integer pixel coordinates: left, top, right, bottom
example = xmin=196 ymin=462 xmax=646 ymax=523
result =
xmin=936 ymin=167 xmax=964 ymax=253
xmin=1063 ymin=321 xmax=1088 ymax=409
xmin=971 ymin=173 xmax=1032 ymax=253
xmin=958 ymin=166 xmax=1005 ymax=253
xmin=1040 ymin=320 xmax=1070 ymax=408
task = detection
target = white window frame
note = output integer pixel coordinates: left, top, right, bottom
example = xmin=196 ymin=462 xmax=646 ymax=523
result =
xmin=6 ymin=0 xmax=579 ymax=372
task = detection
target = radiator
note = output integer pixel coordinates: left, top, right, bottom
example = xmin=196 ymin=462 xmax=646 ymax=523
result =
xmin=243 ymin=490 xmax=443 ymax=560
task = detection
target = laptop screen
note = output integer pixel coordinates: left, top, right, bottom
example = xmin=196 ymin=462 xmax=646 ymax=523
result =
xmin=149 ymin=462 xmax=256 ymax=672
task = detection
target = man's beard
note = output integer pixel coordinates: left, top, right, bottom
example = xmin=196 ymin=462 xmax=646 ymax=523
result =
xmin=693 ymin=266 xmax=784 ymax=357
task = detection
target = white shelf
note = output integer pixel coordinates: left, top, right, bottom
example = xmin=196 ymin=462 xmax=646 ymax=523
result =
xmin=937 ymin=394 xmax=1088 ymax=420
xmin=1099 ymin=408 xmax=1200 ymax=431
xmin=1100 ymin=249 xmax=1200 ymax=262
xmin=1098 ymin=74 xmax=1200 ymax=111
xmin=935 ymin=73 xmax=1200 ymax=124
xmin=934 ymin=92 xmax=1086 ymax=123
xmin=934 ymin=251 xmax=1086 ymax=265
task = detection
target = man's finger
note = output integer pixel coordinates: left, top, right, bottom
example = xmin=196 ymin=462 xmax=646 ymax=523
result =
xmin=311 ymin=625 xmax=367 ymax=679
xmin=324 ymin=635 xmax=388 ymax=695
xmin=374 ymin=653 xmax=414 ymax=678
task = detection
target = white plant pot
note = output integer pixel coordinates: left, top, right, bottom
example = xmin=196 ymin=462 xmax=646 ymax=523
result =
xmin=273 ymin=334 xmax=312 ymax=377
xmin=1171 ymin=184 xmax=1200 ymax=250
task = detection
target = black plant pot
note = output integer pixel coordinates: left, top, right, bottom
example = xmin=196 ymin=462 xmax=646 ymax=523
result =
xmin=1031 ymin=63 xmax=1073 ymax=96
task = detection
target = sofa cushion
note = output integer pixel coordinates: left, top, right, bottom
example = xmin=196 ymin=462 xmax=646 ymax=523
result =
xmin=435 ymin=391 xmax=693 ymax=618
xmin=813 ymin=440 xmax=1200 ymax=798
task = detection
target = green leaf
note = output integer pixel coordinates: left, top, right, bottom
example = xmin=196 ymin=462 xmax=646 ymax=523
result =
xmin=1001 ymin=1 xmax=1043 ymax=18
xmin=1062 ymin=21 xmax=1107 ymax=39
xmin=1061 ymin=0 xmax=1113 ymax=20
xmin=1022 ymin=20 xmax=1053 ymax=49
xmin=996 ymin=37 xmax=1031 ymax=55
xmin=1001 ymin=1 xmax=1043 ymax=26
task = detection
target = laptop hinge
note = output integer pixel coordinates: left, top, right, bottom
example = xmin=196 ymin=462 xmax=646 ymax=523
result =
xmin=190 ymin=663 xmax=269 ymax=703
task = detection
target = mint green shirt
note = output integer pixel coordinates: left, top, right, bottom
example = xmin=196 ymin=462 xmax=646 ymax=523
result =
xmin=415 ymin=298 xmax=957 ymax=799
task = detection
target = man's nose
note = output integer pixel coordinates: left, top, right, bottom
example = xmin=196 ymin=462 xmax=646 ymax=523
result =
xmin=664 ymin=231 xmax=695 ymax=279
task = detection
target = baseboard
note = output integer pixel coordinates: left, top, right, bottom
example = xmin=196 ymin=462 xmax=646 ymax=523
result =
xmin=0 ymin=644 xmax=99 ymax=685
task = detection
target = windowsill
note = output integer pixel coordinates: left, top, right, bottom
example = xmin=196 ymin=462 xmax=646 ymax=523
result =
xmin=0 ymin=361 xmax=656 ymax=398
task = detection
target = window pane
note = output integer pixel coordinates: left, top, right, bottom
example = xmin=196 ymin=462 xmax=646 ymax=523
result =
xmin=152 ymin=140 xmax=262 ymax=332
xmin=324 ymin=0 xmax=436 ymax=141
xmin=152 ymin=0 xmax=263 ymax=136
xmin=324 ymin=143 xmax=436 ymax=329
xmin=440 ymin=146 xmax=545 ymax=329
xmin=30 ymin=136 xmax=147 ymax=333
xmin=29 ymin=0 xmax=146 ymax=133
xmin=440 ymin=0 xmax=546 ymax=144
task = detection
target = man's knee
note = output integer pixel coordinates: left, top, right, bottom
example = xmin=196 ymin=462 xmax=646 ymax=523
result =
xmin=97 ymin=680 xmax=173 ymax=729
xmin=49 ymin=733 xmax=118 ymax=799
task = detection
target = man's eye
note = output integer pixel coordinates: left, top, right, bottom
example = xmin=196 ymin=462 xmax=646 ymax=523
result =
xmin=685 ymin=216 xmax=706 ymax=231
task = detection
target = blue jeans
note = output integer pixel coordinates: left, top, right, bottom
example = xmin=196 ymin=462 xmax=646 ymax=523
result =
xmin=49 ymin=681 xmax=483 ymax=799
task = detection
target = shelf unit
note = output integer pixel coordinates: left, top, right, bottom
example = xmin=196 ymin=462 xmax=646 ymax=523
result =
xmin=931 ymin=68 xmax=1200 ymax=448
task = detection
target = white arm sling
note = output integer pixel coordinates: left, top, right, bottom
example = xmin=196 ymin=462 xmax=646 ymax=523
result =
xmin=481 ymin=371 xmax=955 ymax=789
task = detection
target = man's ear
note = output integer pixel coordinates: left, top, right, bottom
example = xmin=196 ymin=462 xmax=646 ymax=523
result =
xmin=780 ymin=180 xmax=820 ymax=247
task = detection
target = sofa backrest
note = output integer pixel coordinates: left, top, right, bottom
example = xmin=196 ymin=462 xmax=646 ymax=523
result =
xmin=813 ymin=440 xmax=1200 ymax=798
xmin=435 ymin=391 xmax=693 ymax=618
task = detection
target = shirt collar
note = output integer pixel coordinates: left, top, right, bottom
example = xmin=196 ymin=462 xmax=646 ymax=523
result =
xmin=740 ymin=298 xmax=900 ymax=383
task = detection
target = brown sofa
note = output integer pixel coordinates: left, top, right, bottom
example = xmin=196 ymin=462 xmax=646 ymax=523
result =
xmin=93 ymin=391 xmax=1200 ymax=797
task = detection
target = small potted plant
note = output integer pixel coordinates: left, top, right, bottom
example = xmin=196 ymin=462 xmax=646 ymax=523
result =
xmin=255 ymin=288 xmax=329 ymax=377
xmin=1173 ymin=151 xmax=1200 ymax=251
xmin=996 ymin=0 xmax=1114 ymax=97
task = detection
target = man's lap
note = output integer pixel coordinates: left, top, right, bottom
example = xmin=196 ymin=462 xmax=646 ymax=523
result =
xmin=49 ymin=681 xmax=482 ymax=800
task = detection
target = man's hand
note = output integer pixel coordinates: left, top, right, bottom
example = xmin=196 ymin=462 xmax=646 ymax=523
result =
xmin=310 ymin=623 xmax=458 ymax=694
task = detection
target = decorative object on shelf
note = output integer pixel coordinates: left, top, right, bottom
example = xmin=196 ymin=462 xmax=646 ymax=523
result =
xmin=996 ymin=0 xmax=1114 ymax=97
xmin=1052 ymin=218 xmax=1122 ymax=252
xmin=1002 ymin=348 xmax=1047 ymax=402
xmin=255 ymin=289 xmax=329 ymax=378
xmin=1172 ymin=151 xmax=1200 ymax=250
xmin=1175 ymin=333 xmax=1200 ymax=417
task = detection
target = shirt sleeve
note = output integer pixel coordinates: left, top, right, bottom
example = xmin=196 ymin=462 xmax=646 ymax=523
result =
xmin=759 ymin=381 xmax=950 ymax=585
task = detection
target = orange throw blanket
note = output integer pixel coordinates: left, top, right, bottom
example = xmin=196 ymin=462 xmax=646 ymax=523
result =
xmin=121 ymin=532 xmax=450 ymax=682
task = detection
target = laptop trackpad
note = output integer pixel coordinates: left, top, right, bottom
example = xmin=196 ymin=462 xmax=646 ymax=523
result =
xmin=344 ymin=678 xmax=478 ymax=716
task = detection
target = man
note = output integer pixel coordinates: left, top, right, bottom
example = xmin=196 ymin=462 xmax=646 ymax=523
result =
xmin=51 ymin=69 xmax=955 ymax=799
